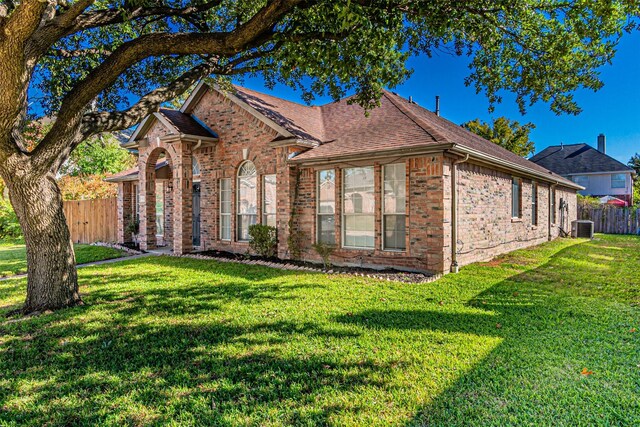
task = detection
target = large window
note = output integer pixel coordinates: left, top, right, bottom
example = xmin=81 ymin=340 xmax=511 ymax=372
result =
xmin=237 ymin=161 xmax=257 ymax=241
xmin=343 ymin=167 xmax=375 ymax=248
xmin=383 ymin=163 xmax=406 ymax=250
xmin=611 ymin=173 xmax=626 ymax=189
xmin=220 ymin=178 xmax=231 ymax=240
xmin=531 ymin=181 xmax=538 ymax=226
xmin=511 ymin=177 xmax=521 ymax=219
xmin=262 ymin=174 xmax=276 ymax=227
xmin=317 ymin=170 xmax=336 ymax=244
xmin=155 ymin=181 xmax=164 ymax=236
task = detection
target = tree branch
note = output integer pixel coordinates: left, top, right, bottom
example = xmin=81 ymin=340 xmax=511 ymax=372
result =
xmin=30 ymin=0 xmax=303 ymax=174
xmin=81 ymin=61 xmax=218 ymax=136
xmin=63 ymin=0 xmax=224 ymax=35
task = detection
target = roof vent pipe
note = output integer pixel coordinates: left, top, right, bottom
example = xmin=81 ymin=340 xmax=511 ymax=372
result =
xmin=435 ymin=96 xmax=440 ymax=116
xmin=597 ymin=133 xmax=606 ymax=154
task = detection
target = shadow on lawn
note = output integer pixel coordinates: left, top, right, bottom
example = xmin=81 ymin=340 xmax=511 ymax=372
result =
xmin=1 ymin=239 xmax=638 ymax=425
xmin=0 ymin=258 xmax=362 ymax=425
xmin=337 ymin=238 xmax=640 ymax=425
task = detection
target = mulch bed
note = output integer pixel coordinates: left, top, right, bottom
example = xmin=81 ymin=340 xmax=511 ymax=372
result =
xmin=186 ymin=249 xmax=440 ymax=284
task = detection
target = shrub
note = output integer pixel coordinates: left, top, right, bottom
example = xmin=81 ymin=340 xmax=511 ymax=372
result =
xmin=125 ymin=217 xmax=140 ymax=236
xmin=312 ymin=242 xmax=336 ymax=270
xmin=248 ymin=224 xmax=277 ymax=258
xmin=577 ymin=194 xmax=601 ymax=209
xmin=0 ymin=199 xmax=22 ymax=239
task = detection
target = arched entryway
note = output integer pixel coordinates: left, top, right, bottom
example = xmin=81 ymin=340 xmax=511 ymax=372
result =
xmin=139 ymin=147 xmax=175 ymax=251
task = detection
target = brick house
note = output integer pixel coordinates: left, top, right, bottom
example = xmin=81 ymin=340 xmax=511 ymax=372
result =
xmin=106 ymin=82 xmax=580 ymax=273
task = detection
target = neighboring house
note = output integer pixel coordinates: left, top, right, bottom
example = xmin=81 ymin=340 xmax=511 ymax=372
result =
xmin=530 ymin=135 xmax=635 ymax=206
xmin=106 ymin=83 xmax=580 ymax=274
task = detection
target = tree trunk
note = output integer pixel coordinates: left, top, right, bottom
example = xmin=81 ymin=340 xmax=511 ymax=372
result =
xmin=5 ymin=171 xmax=82 ymax=314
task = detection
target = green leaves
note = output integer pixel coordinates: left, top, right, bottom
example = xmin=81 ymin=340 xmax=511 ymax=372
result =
xmin=30 ymin=0 xmax=640 ymax=118
xmin=463 ymin=117 xmax=536 ymax=157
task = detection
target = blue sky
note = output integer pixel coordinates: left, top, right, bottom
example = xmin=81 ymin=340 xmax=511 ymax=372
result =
xmin=239 ymin=31 xmax=640 ymax=165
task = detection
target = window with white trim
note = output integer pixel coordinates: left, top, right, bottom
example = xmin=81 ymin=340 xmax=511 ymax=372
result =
xmin=132 ymin=183 xmax=139 ymax=222
xmin=262 ymin=174 xmax=276 ymax=227
xmin=155 ymin=181 xmax=164 ymax=236
xmin=511 ymin=177 xmax=521 ymax=219
xmin=220 ymin=178 xmax=231 ymax=240
xmin=383 ymin=163 xmax=406 ymax=250
xmin=611 ymin=173 xmax=626 ymax=189
xmin=343 ymin=167 xmax=375 ymax=248
xmin=237 ymin=161 xmax=257 ymax=241
xmin=317 ymin=170 xmax=336 ymax=245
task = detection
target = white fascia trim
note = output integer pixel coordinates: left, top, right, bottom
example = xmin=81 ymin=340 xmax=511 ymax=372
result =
xmin=566 ymin=171 xmax=634 ymax=176
xmin=127 ymin=115 xmax=152 ymax=144
xmin=180 ymin=80 xmax=208 ymax=114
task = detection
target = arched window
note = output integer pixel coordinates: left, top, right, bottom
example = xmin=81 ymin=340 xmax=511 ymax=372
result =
xmin=192 ymin=155 xmax=201 ymax=176
xmin=237 ymin=161 xmax=257 ymax=241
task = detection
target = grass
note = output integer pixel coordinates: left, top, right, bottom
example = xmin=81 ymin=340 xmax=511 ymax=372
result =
xmin=0 ymin=234 xmax=638 ymax=426
xmin=0 ymin=241 xmax=126 ymax=277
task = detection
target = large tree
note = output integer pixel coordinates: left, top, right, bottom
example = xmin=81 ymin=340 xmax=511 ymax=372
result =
xmin=462 ymin=117 xmax=536 ymax=157
xmin=0 ymin=1 xmax=637 ymax=314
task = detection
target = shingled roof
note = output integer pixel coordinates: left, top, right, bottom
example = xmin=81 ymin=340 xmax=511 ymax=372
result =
xmin=120 ymin=83 xmax=580 ymax=189
xmin=158 ymin=109 xmax=217 ymax=138
xmin=226 ymin=86 xmax=574 ymax=186
xmin=529 ymin=144 xmax=634 ymax=175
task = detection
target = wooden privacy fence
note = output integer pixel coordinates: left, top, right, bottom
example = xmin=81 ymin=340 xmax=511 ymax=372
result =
xmin=63 ymin=197 xmax=118 ymax=244
xmin=578 ymin=206 xmax=640 ymax=235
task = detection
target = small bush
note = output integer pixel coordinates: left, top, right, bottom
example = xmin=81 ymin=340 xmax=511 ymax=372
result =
xmin=312 ymin=242 xmax=336 ymax=270
xmin=248 ymin=224 xmax=277 ymax=258
xmin=125 ymin=217 xmax=140 ymax=235
xmin=0 ymin=199 xmax=22 ymax=239
xmin=577 ymin=194 xmax=601 ymax=209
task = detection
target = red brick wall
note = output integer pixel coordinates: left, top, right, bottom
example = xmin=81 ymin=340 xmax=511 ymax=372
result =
xmin=123 ymin=88 xmax=578 ymax=273
xmin=187 ymin=89 xmax=289 ymax=254
xmin=289 ymin=155 xmax=446 ymax=272
xmin=442 ymin=157 xmax=577 ymax=270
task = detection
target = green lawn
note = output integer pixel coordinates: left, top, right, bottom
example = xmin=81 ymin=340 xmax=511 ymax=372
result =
xmin=0 ymin=241 xmax=126 ymax=277
xmin=0 ymin=235 xmax=638 ymax=426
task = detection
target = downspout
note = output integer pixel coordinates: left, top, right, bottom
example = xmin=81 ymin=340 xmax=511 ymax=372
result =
xmin=548 ymin=182 xmax=557 ymax=241
xmin=192 ymin=139 xmax=202 ymax=152
xmin=450 ymin=153 xmax=469 ymax=273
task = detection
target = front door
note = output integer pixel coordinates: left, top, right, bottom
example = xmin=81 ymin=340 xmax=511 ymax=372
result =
xmin=192 ymin=183 xmax=201 ymax=246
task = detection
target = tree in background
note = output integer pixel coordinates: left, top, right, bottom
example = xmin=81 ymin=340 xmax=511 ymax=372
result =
xmin=628 ymin=154 xmax=640 ymax=206
xmin=1 ymin=1 xmax=638 ymax=314
xmin=62 ymin=133 xmax=135 ymax=177
xmin=462 ymin=117 xmax=536 ymax=157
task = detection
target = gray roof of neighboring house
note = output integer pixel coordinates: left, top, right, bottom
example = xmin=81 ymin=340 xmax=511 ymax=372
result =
xmin=529 ymin=144 xmax=634 ymax=175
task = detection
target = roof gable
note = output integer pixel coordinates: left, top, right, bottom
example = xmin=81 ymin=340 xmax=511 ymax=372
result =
xmin=135 ymin=81 xmax=579 ymax=188
xmin=530 ymin=144 xmax=633 ymax=175
xmin=127 ymin=108 xmax=216 ymax=144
